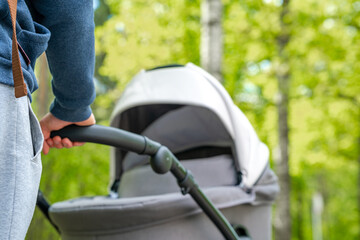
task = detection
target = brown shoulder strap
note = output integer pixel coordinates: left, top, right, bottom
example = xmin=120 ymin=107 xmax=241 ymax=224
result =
xmin=7 ymin=0 xmax=27 ymax=98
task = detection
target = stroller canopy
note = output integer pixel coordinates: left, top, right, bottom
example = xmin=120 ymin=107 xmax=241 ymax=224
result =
xmin=110 ymin=63 xmax=269 ymax=189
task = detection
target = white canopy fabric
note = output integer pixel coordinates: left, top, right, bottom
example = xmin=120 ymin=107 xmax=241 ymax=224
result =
xmin=110 ymin=63 xmax=269 ymax=189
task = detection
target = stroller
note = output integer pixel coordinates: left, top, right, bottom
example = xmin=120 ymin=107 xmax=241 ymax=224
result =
xmin=37 ymin=63 xmax=279 ymax=240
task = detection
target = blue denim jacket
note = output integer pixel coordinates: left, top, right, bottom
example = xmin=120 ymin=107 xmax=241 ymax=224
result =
xmin=0 ymin=0 xmax=95 ymax=122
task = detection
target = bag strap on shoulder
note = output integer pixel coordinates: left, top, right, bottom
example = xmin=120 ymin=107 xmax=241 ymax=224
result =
xmin=7 ymin=0 xmax=27 ymax=98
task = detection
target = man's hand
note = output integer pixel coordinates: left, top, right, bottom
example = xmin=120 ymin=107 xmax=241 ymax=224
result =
xmin=40 ymin=113 xmax=96 ymax=155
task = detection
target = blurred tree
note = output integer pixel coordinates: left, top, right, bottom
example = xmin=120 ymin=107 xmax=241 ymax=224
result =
xmin=27 ymin=0 xmax=360 ymax=239
xmin=274 ymin=0 xmax=292 ymax=239
xmin=201 ymin=0 xmax=223 ymax=82
xmin=94 ymin=0 xmax=114 ymax=90
xmin=35 ymin=53 xmax=51 ymax=119
xmin=93 ymin=0 xmax=200 ymax=121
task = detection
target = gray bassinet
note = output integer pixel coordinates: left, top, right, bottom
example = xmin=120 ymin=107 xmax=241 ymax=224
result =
xmin=48 ymin=64 xmax=279 ymax=240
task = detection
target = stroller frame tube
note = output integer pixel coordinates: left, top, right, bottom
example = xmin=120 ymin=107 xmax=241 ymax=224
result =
xmin=45 ymin=125 xmax=240 ymax=240
xmin=152 ymin=146 xmax=240 ymax=240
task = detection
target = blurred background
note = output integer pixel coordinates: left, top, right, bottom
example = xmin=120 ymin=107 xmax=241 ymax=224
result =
xmin=27 ymin=0 xmax=359 ymax=239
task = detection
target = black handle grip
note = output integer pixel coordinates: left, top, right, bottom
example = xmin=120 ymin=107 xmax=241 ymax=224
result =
xmin=51 ymin=125 xmax=149 ymax=154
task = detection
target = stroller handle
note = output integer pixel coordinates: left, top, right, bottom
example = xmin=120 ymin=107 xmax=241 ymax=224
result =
xmin=50 ymin=124 xmax=160 ymax=155
xmin=50 ymin=124 xmax=242 ymax=240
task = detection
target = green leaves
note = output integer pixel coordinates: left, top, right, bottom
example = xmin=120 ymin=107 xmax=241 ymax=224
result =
xmin=28 ymin=0 xmax=360 ymax=239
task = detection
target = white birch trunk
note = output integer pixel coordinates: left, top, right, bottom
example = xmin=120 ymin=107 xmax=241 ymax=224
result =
xmin=200 ymin=0 xmax=223 ymax=82
xmin=36 ymin=53 xmax=50 ymax=118
xmin=312 ymin=192 xmax=324 ymax=240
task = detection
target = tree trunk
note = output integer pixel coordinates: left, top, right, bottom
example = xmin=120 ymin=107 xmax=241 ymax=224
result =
xmin=200 ymin=0 xmax=223 ymax=82
xmin=274 ymin=0 xmax=292 ymax=239
xmin=312 ymin=192 xmax=324 ymax=240
xmin=36 ymin=53 xmax=50 ymax=118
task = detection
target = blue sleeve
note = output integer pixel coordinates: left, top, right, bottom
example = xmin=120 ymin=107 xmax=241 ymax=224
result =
xmin=30 ymin=0 xmax=96 ymax=122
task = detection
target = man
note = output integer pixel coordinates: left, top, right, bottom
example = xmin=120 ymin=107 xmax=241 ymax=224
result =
xmin=0 ymin=0 xmax=96 ymax=239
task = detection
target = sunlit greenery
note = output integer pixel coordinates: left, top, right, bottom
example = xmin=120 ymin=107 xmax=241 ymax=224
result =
xmin=27 ymin=0 xmax=359 ymax=239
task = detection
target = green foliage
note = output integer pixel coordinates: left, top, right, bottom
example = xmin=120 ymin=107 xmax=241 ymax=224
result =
xmin=93 ymin=0 xmax=200 ymax=121
xmin=27 ymin=0 xmax=359 ymax=239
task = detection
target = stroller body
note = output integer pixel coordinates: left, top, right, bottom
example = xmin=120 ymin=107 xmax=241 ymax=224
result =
xmin=48 ymin=63 xmax=279 ymax=239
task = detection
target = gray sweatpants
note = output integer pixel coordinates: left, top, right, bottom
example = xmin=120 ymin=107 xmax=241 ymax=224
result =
xmin=0 ymin=84 xmax=43 ymax=239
